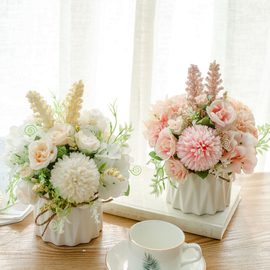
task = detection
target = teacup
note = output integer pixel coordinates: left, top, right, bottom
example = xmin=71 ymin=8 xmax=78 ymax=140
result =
xmin=128 ymin=220 xmax=202 ymax=270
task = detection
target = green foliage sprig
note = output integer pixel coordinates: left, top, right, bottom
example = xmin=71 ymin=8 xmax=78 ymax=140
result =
xmin=107 ymin=100 xmax=133 ymax=147
xmin=50 ymin=90 xmax=65 ymax=122
xmin=147 ymin=151 xmax=177 ymax=196
xmin=257 ymin=123 xmax=270 ymax=155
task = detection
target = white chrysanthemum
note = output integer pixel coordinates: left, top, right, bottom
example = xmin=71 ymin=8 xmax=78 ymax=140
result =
xmin=50 ymin=152 xmax=100 ymax=203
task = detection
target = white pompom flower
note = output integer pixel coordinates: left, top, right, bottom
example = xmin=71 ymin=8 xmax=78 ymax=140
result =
xmin=50 ymin=152 xmax=100 ymax=203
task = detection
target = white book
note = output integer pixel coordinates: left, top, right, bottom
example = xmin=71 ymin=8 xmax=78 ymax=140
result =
xmin=103 ymin=166 xmax=241 ymax=239
xmin=0 ymin=196 xmax=33 ymax=226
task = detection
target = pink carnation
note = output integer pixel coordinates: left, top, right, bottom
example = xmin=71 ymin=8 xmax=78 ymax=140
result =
xmin=151 ymin=94 xmax=187 ymax=120
xmin=164 ymin=158 xmax=188 ymax=183
xmin=228 ymin=98 xmax=256 ymax=135
xmin=155 ymin=128 xmax=177 ymax=160
xmin=177 ymin=125 xmax=222 ymax=171
xmin=143 ymin=115 xmax=167 ymax=147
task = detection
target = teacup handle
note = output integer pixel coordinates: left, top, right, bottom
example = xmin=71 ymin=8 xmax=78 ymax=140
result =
xmin=181 ymin=242 xmax=202 ymax=268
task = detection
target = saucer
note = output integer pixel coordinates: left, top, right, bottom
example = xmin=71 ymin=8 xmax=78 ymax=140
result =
xmin=105 ymin=239 xmax=206 ymax=270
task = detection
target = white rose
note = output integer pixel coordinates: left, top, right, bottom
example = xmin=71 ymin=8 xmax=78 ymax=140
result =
xmin=16 ymin=180 xmax=39 ymax=205
xmin=18 ymin=163 xmax=34 ymax=178
xmin=45 ymin=123 xmax=75 ymax=146
xmin=28 ymin=138 xmax=57 ymax=170
xmin=75 ymin=130 xmax=100 ymax=152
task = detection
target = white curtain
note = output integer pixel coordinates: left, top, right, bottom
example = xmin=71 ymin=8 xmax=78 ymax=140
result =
xmin=0 ymin=0 xmax=269 ymax=172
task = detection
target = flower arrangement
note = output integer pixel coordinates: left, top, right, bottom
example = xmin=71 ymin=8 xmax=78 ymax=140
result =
xmin=144 ymin=61 xmax=270 ymax=195
xmin=5 ymin=80 xmax=134 ymax=234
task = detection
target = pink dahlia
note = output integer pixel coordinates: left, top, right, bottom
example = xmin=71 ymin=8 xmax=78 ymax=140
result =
xmin=177 ymin=125 xmax=222 ymax=171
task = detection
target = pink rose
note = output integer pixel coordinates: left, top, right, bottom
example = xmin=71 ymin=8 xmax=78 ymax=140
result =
xmin=28 ymin=138 xmax=57 ymax=170
xmin=155 ymin=128 xmax=177 ymax=160
xmin=168 ymin=116 xmax=184 ymax=135
xmin=206 ymin=100 xmax=236 ymax=130
xmin=164 ymin=158 xmax=188 ymax=183
xmin=45 ymin=123 xmax=75 ymax=146
xmin=195 ymin=94 xmax=208 ymax=105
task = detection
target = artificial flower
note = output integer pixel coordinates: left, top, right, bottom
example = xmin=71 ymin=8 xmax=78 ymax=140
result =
xmin=79 ymin=109 xmax=110 ymax=138
xmin=155 ymin=128 xmax=177 ymax=160
xmin=28 ymin=138 xmax=57 ymax=170
xmin=177 ymin=125 xmax=222 ymax=171
xmin=16 ymin=180 xmax=39 ymax=205
xmin=206 ymin=99 xmax=236 ymax=130
xmin=50 ymin=152 xmax=100 ymax=203
xmin=45 ymin=123 xmax=75 ymax=146
xmin=168 ymin=116 xmax=184 ymax=135
xmin=195 ymin=93 xmax=208 ymax=105
xmin=75 ymin=129 xmax=100 ymax=152
xmin=18 ymin=163 xmax=34 ymax=178
xmin=164 ymin=158 xmax=188 ymax=183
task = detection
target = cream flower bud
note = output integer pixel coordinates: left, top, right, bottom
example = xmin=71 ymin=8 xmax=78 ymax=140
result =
xmin=195 ymin=94 xmax=208 ymax=105
xmin=168 ymin=117 xmax=184 ymax=135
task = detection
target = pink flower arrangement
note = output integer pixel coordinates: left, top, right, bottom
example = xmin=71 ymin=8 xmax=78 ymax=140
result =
xmin=144 ymin=61 xmax=269 ymax=192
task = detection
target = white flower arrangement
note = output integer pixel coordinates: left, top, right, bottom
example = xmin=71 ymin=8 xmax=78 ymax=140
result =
xmin=5 ymin=80 xmax=135 ymax=234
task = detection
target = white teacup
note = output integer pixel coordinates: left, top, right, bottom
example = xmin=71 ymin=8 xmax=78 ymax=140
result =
xmin=128 ymin=220 xmax=202 ymax=270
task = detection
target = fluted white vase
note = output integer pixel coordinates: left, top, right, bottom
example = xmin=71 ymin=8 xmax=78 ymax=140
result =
xmin=34 ymin=198 xmax=103 ymax=246
xmin=166 ymin=173 xmax=232 ymax=215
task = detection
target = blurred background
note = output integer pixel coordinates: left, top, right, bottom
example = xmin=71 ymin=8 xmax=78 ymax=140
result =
xmin=0 ymin=0 xmax=269 ymax=182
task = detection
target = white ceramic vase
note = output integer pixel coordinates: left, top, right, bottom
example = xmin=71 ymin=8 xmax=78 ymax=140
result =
xmin=166 ymin=173 xmax=232 ymax=215
xmin=34 ymin=198 xmax=103 ymax=246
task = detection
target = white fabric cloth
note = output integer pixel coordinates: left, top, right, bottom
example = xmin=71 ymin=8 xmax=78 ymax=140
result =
xmin=0 ymin=0 xmax=269 ymax=171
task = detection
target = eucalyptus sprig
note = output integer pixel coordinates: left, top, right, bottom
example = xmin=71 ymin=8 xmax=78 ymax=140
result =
xmin=257 ymin=123 xmax=270 ymax=155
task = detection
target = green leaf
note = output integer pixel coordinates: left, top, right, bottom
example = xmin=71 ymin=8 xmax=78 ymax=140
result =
xmin=149 ymin=151 xmax=163 ymax=161
xmin=34 ymin=136 xmax=41 ymax=141
xmin=55 ymin=186 xmax=60 ymax=198
xmin=196 ymin=170 xmax=209 ymax=179
xmin=98 ymin=162 xmax=107 ymax=172
xmin=124 ymin=185 xmax=130 ymax=196
xmin=143 ymin=253 xmax=161 ymax=270
xmin=80 ymin=149 xmax=90 ymax=155
xmin=168 ymin=179 xmax=177 ymax=189
xmin=57 ymin=146 xmax=67 ymax=158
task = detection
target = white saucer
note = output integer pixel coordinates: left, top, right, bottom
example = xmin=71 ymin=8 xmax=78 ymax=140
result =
xmin=105 ymin=239 xmax=206 ymax=270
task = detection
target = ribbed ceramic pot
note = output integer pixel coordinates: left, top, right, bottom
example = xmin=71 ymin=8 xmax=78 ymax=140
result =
xmin=166 ymin=173 xmax=232 ymax=215
xmin=34 ymin=198 xmax=103 ymax=246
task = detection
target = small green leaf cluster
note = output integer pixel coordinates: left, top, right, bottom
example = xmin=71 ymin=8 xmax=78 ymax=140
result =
xmin=257 ymin=123 xmax=270 ymax=155
xmin=107 ymin=99 xmax=133 ymax=147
